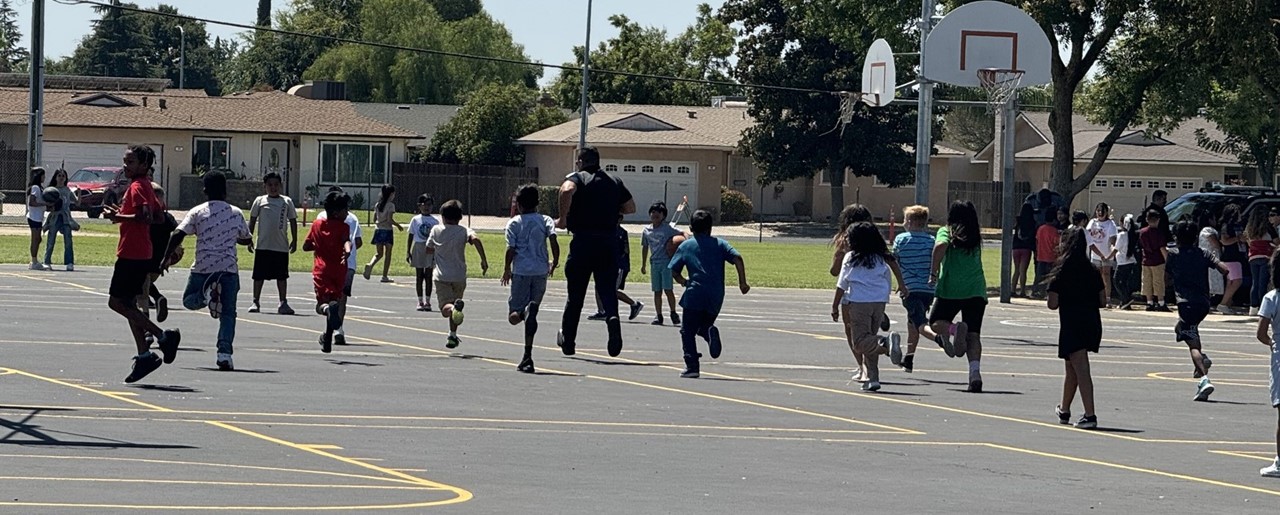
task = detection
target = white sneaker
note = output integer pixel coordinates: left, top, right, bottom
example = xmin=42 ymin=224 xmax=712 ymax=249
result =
xmin=65 ymin=264 xmax=74 ymax=271
xmin=1193 ymin=377 xmax=1215 ymax=401
xmin=1250 ymin=307 xmax=1260 ymax=317
xmin=1262 ymin=457 xmax=1280 ymax=478
xmin=216 ymin=353 xmax=234 ymax=371
xmin=862 ymin=380 xmax=881 ymax=392
xmin=851 ymin=366 xmax=863 ymax=382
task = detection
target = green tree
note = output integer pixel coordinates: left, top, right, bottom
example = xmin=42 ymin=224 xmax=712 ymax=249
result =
xmin=69 ymin=1 xmax=156 ymax=78
xmin=1195 ymin=80 xmax=1280 ymax=186
xmin=424 ymin=83 xmax=568 ymax=166
xmin=720 ymin=0 xmax=920 ymax=218
xmin=550 ymin=4 xmax=736 ymax=107
xmin=0 ymin=0 xmax=27 ymax=72
xmin=257 ymin=0 xmax=272 ymax=27
xmin=220 ymin=0 xmax=364 ymax=92
xmin=138 ymin=5 xmax=221 ymax=93
xmin=427 ymin=0 xmax=480 ymax=21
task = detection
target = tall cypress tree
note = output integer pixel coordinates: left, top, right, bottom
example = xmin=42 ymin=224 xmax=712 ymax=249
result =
xmin=0 ymin=0 xmax=28 ymax=72
xmin=257 ymin=0 xmax=272 ymax=28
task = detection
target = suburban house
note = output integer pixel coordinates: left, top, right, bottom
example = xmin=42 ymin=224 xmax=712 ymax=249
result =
xmin=0 ymin=74 xmax=419 ymax=208
xmin=352 ymin=102 xmax=461 ymax=156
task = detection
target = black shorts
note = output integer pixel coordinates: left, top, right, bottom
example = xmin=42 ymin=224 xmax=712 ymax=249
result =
xmin=252 ymin=249 xmax=291 ymax=281
xmin=928 ymin=296 xmax=988 ymax=333
xmin=109 ymin=258 xmax=152 ymax=300
xmin=617 ymin=269 xmax=629 ymax=290
xmin=344 ymin=269 xmax=355 ymax=297
xmin=1176 ymin=302 xmax=1210 ymax=343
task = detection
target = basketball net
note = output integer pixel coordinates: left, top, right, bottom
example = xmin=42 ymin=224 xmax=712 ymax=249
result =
xmin=977 ymin=68 xmax=1024 ymax=111
xmin=832 ymin=91 xmax=874 ymax=137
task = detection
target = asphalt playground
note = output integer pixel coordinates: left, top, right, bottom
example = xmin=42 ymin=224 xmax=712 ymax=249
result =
xmin=1 ymin=264 xmax=1277 ymax=513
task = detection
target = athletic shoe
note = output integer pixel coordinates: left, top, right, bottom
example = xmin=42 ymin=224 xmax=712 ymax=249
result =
xmin=1251 ymin=307 xmax=1260 ymax=316
xmin=967 ymin=379 xmax=983 ymax=393
xmin=278 ymin=302 xmax=295 ymax=316
xmin=708 ymin=326 xmax=722 ymax=359
xmin=381 ymin=277 xmax=394 ymax=283
xmin=900 ymin=354 xmax=914 ymax=373
xmin=953 ymin=322 xmax=969 ymax=358
xmin=205 ymin=279 xmax=223 ymax=320
xmin=1074 ymin=414 xmax=1097 ymax=430
xmin=125 ymin=352 xmax=163 ymax=383
xmin=517 ymin=358 xmax=535 ymax=373
xmin=324 ymin=301 xmax=340 ymax=333
xmin=65 ymin=264 xmax=74 ymax=272
xmin=334 ymin=329 xmax=347 ymax=346
xmin=1261 ymin=458 xmax=1280 ymax=478
xmin=157 ymin=329 xmax=181 ymax=364
xmin=363 ymin=263 xmax=373 ymax=280
xmin=29 ymin=261 xmax=44 ymax=271
xmin=423 ymin=301 xmax=433 ymax=312
xmin=319 ymin=332 xmax=332 ymax=354
xmin=670 ymin=311 xmax=681 ymax=325
xmin=880 ymin=314 xmax=891 ymax=332
xmin=557 ymin=330 xmax=576 ymax=356
xmin=216 ymin=353 xmax=234 ymax=371
xmin=247 ymin=302 xmax=261 ymax=313
xmin=888 ymin=332 xmax=903 ymax=366
xmin=629 ymin=302 xmax=644 ymax=321
xmin=451 ymin=299 xmax=466 ymax=326
xmin=587 ymin=312 xmax=608 ymax=321
xmin=936 ymin=328 xmax=956 ymax=358
xmin=606 ymin=317 xmax=623 ymax=357
xmin=651 ymin=315 xmax=664 ymax=325
xmin=417 ymin=301 xmax=427 ymax=312
xmin=155 ymin=296 xmax=169 ymax=323
xmin=863 ymin=380 xmax=881 ymax=392
xmin=851 ymin=366 xmax=863 ymax=383
xmin=1056 ymin=405 xmax=1071 ymax=424
xmin=446 ymin=335 xmax=461 ymax=349
xmin=1193 ymin=377 xmax=1215 ymax=401
xmin=1156 ymin=304 xmax=1172 ymax=312
xmin=680 ymin=369 xmax=700 ymax=379
xmin=1145 ymin=304 xmax=1157 ymax=312
xmin=1194 ymin=352 xmax=1212 ymax=379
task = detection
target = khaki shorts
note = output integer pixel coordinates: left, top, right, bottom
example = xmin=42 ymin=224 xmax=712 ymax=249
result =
xmin=842 ymin=302 xmax=886 ymax=355
xmin=435 ymin=280 xmax=466 ymax=307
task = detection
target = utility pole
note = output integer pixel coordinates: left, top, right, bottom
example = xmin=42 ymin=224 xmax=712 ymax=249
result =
xmin=913 ymin=0 xmax=936 ymax=207
xmin=27 ymin=0 xmax=44 ymax=172
xmin=175 ymin=25 xmax=185 ymax=89
xmin=577 ymin=0 xmax=593 ymax=149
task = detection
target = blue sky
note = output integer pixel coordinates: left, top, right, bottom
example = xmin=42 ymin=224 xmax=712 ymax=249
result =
xmin=16 ymin=0 xmax=724 ymax=83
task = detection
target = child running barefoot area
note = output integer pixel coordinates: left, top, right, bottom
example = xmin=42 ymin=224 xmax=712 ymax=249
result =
xmin=1045 ymin=227 xmax=1104 ymax=429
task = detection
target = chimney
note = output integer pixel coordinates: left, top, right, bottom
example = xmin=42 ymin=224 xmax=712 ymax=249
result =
xmin=158 ymin=98 xmax=167 ymax=110
xmin=142 ymin=96 xmax=148 ymax=107
xmin=687 ymin=110 xmax=697 ymax=119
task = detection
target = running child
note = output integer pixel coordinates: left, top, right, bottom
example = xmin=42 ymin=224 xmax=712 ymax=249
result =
xmin=1253 ymin=253 xmax=1280 ymax=478
xmin=1166 ymin=220 xmax=1231 ymax=401
xmin=406 ymin=194 xmax=438 ymax=311
xmin=304 ymin=191 xmax=353 ymax=354
xmin=247 ymin=172 xmax=298 ymax=315
xmin=1140 ymin=209 xmax=1171 ymax=312
xmin=162 ymin=171 xmax=254 ymax=370
xmin=929 ymin=200 xmax=988 ymax=393
xmin=829 ymin=203 xmax=889 ymax=380
xmin=1045 ymin=227 xmax=1104 ymax=429
xmin=835 ymin=221 xmax=906 ymax=391
xmin=104 ymin=145 xmax=180 ymax=383
xmin=144 ymin=182 xmax=176 ymax=324
xmin=365 ymin=185 xmax=405 ymax=282
xmin=426 ymin=200 xmax=489 ymax=349
xmin=589 ymin=214 xmax=645 ymax=321
xmin=641 ymin=201 xmax=682 ymax=325
xmin=670 ymin=210 xmax=749 ymax=378
xmin=892 ymin=205 xmax=939 ymax=373
xmin=502 ymin=184 xmax=560 ymax=373
xmin=315 ymin=186 xmax=364 ymax=345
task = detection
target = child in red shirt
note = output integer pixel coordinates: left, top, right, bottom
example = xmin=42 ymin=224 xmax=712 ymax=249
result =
xmin=304 ymin=191 xmax=353 ymax=353
xmin=1033 ymin=207 xmax=1067 ymax=297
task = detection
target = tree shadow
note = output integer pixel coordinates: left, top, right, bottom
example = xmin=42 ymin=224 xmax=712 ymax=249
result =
xmin=177 ymin=348 xmax=207 ymax=353
xmin=0 ymin=410 xmax=195 ymax=449
xmin=126 ymin=384 xmax=199 ymax=393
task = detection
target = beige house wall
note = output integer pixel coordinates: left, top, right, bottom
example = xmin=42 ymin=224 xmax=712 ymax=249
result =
xmin=811 ymin=156 xmax=972 ymax=222
xmin=526 ymin=144 xmax=728 ymax=217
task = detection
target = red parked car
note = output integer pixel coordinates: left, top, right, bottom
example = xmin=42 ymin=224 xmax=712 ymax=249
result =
xmin=66 ymin=166 xmax=128 ymax=218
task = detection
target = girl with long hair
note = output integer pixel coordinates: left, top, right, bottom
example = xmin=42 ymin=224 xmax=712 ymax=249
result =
xmin=1218 ymin=203 xmax=1246 ymax=314
xmin=43 ymin=168 xmax=78 ymax=270
xmin=1045 ymin=227 xmax=1103 ymax=429
xmin=365 ymin=184 xmax=405 ymax=282
xmin=828 ymin=203 xmax=876 ymax=381
xmin=928 ymin=200 xmax=988 ymax=393
xmin=1245 ymin=207 xmax=1279 ymax=315
xmin=832 ymin=221 xmax=906 ymax=392
xmin=1085 ymin=202 xmax=1118 ymax=308
xmin=1113 ymin=213 xmax=1142 ymax=309
xmin=26 ymin=167 xmax=48 ymax=270
xmin=1197 ymin=209 xmax=1224 ymax=307
xmin=1011 ymin=202 xmax=1036 ymax=297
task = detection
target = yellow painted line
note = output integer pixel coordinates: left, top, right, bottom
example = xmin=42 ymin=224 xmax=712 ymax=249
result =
xmin=766 ymin=327 xmax=844 ymax=340
xmin=1210 ymin=450 xmax=1280 ymax=462
xmin=984 ymin=442 xmax=1280 ymax=497
xmin=299 ymin=444 xmax=343 ymax=450
xmin=206 ymin=421 xmax=472 ymax=504
xmin=0 ymin=453 xmax=424 ymax=486
xmin=391 ymin=468 xmax=428 ymax=473
xmin=0 ymin=370 xmax=13 ymax=376
xmin=0 ymin=367 xmax=171 ymax=412
xmin=0 ymin=476 xmax=434 ymax=490
xmin=100 ymin=391 xmax=140 ymax=397
xmin=1146 ymin=372 xmax=1267 ymax=388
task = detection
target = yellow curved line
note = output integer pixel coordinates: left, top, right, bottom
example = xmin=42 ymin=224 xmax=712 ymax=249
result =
xmin=0 ymin=453 xmax=425 ymax=485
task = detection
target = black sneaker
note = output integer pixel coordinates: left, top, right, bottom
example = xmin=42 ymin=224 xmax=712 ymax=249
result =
xmin=517 ymin=358 xmax=535 ymax=373
xmin=680 ymin=369 xmax=700 ymax=378
xmin=880 ymin=313 xmax=891 ymax=332
xmin=1194 ymin=352 xmax=1213 ymax=378
xmin=900 ymin=354 xmax=914 ymax=373
xmin=446 ymin=335 xmax=461 ymax=349
xmin=586 ymin=312 xmax=608 ymax=321
xmin=1145 ymin=304 xmax=1157 ymax=312
xmin=1074 ymin=414 xmax=1098 ymax=430
xmin=156 ymin=296 xmax=169 ymax=323
xmin=1056 ymin=405 xmax=1071 ymax=424
xmin=707 ymin=326 xmax=722 ymax=359
xmin=606 ymin=317 xmax=623 ymax=357
xmin=157 ymin=329 xmax=181 ymax=364
xmin=651 ymin=315 xmax=663 ymax=326
xmin=334 ymin=329 xmax=347 ymax=346
xmin=125 ymin=353 xmax=163 ymax=383
xmin=1156 ymin=304 xmax=1172 ymax=312
xmin=557 ymin=330 xmax=575 ymax=356
xmin=325 ymin=301 xmax=340 ymax=333
xmin=967 ymin=379 xmax=983 ymax=393
xmin=670 ymin=311 xmax=681 ymax=325
xmin=319 ymin=332 xmax=332 ymax=354
xmin=629 ymin=302 xmax=644 ymax=321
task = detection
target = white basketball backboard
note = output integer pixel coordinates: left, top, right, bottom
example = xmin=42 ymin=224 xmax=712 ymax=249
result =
xmin=861 ymin=39 xmax=896 ymax=107
xmin=922 ymin=1 xmax=1051 ymax=88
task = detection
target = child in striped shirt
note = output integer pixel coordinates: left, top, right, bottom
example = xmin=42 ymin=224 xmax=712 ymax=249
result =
xmin=891 ymin=205 xmax=940 ymax=373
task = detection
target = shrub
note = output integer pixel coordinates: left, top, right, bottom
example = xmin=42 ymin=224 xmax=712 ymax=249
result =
xmin=537 ymin=185 xmax=560 ymax=216
xmin=720 ymin=186 xmax=754 ymax=223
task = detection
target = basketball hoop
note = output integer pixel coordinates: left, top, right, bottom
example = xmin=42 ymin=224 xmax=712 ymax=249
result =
xmin=977 ymin=68 xmax=1025 ymax=108
xmin=829 ymin=91 xmax=872 ymax=136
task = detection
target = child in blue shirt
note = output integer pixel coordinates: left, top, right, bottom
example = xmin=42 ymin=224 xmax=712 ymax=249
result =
xmin=891 ymin=205 xmax=940 ymax=373
xmin=670 ymin=210 xmax=749 ymax=378
xmin=642 ymin=202 xmax=684 ymax=325
xmin=502 ymin=184 xmax=560 ymax=373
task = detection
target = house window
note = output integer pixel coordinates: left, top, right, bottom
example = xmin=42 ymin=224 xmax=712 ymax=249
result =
xmin=192 ymin=137 xmax=229 ymax=171
xmin=623 ymin=165 xmax=636 ymax=173
xmin=1095 ymin=179 xmax=1107 ymax=188
xmin=1129 ymin=180 xmax=1143 ymax=188
xmin=659 ymin=166 xmax=673 ymax=174
xmin=1182 ymin=181 xmax=1195 ymax=189
xmin=641 ymin=165 xmax=655 ymax=173
xmin=677 ymin=166 xmax=691 ymax=174
xmin=319 ymin=142 xmax=389 ymax=185
xmin=1164 ymin=181 xmax=1177 ymax=189
xmin=605 ymin=164 xmax=618 ymax=172
xmin=1147 ymin=180 xmax=1160 ymax=189
xmin=1113 ymin=181 xmax=1125 ymax=188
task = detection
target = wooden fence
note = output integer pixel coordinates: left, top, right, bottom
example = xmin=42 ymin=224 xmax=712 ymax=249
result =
xmin=947 ymin=180 xmax=1032 ymax=228
xmin=391 ymin=162 xmax=540 ymax=216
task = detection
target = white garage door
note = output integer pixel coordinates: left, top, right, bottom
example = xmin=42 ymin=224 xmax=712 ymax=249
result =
xmin=603 ymin=160 xmax=698 ymax=223
xmin=1088 ymin=176 xmax=1201 ymax=219
xmin=41 ymin=142 xmax=165 ymax=186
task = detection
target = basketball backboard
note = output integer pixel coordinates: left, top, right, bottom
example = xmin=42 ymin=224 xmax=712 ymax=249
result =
xmin=861 ymin=39 xmax=896 ymax=107
xmin=922 ymin=1 xmax=1051 ymax=88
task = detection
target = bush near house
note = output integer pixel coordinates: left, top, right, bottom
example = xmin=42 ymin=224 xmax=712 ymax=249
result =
xmin=538 ymin=185 xmax=560 ymax=216
xmin=720 ymin=186 xmax=753 ymax=223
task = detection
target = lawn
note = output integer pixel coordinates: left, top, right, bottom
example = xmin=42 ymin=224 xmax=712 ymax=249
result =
xmin=3 ymin=228 xmax=1005 ymax=291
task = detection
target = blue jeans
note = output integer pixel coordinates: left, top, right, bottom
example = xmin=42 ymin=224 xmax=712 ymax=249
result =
xmin=680 ymin=308 xmax=719 ymax=372
xmin=1251 ymin=258 xmax=1271 ymax=308
xmin=43 ymin=222 xmax=74 ymax=266
xmin=183 ymin=271 xmax=240 ymax=355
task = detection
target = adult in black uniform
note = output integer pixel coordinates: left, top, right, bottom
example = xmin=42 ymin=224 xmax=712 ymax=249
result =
xmin=555 ymin=147 xmax=636 ymax=357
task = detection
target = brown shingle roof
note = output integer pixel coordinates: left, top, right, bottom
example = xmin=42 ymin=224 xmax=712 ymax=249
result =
xmin=977 ymin=111 xmax=1236 ymax=165
xmin=519 ymin=103 xmax=753 ymax=149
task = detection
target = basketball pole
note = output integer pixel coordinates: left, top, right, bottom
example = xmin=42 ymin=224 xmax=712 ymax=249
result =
xmin=998 ymin=93 xmax=1018 ymax=304
xmin=913 ymin=0 xmax=936 ymax=207
xmin=27 ymin=0 xmax=44 ymax=173
xmin=577 ymin=0 xmax=593 ymax=150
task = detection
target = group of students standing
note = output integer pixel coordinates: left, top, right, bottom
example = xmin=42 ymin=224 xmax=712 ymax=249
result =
xmin=24 ymin=167 xmax=80 ymax=271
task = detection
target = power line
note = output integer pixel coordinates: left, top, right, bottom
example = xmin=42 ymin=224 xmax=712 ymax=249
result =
xmin=52 ymin=0 xmax=838 ymax=96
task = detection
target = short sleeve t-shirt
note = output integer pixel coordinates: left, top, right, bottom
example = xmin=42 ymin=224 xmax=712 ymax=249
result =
xmin=892 ymin=230 xmax=935 ymax=294
xmin=428 ymin=224 xmax=476 ymax=282
xmin=249 ymin=195 xmax=297 ymax=252
xmin=27 ymin=185 xmax=45 ymax=222
xmin=1260 ymin=290 xmax=1280 ymax=341
xmin=375 ymin=202 xmax=396 ymax=230
xmin=1035 ymin=223 xmax=1062 ymax=263
xmin=316 ymin=212 xmax=363 ymax=271
xmin=505 ymin=213 xmax=556 ymax=277
xmin=1139 ymin=227 xmax=1169 ymax=266
xmin=934 ymin=226 xmax=986 ymax=299
xmin=176 ymin=201 xmax=251 ymax=274
xmin=305 ymin=217 xmax=350 ymax=283
xmin=564 ymin=170 xmax=633 ymax=233
xmin=1085 ymin=219 xmax=1117 ymax=259
xmin=836 ymin=252 xmax=891 ymax=303
xmin=641 ymin=223 xmax=681 ymax=263
xmin=117 ymin=177 xmax=162 ymax=260
xmin=668 ymin=234 xmax=741 ymax=314
xmin=1166 ymin=246 xmax=1220 ymax=305
xmin=408 ymin=214 xmax=439 ymax=244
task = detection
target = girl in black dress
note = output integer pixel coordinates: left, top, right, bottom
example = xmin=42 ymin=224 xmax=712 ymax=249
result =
xmin=1045 ymin=227 xmax=1104 ymax=429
